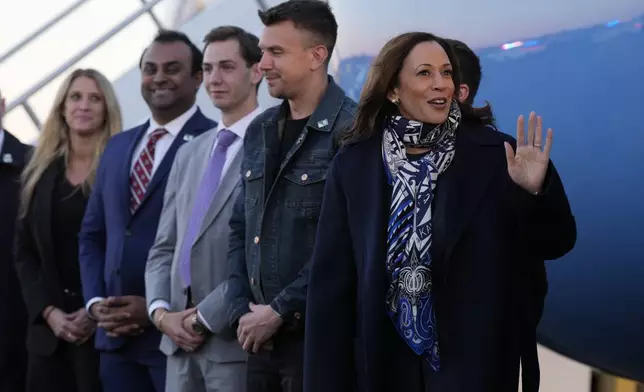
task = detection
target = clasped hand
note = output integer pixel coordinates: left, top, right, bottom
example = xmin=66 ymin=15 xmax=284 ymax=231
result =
xmin=237 ymin=303 xmax=283 ymax=354
xmin=155 ymin=308 xmax=205 ymax=353
xmin=91 ymin=296 xmax=150 ymax=338
xmin=46 ymin=307 xmax=95 ymax=345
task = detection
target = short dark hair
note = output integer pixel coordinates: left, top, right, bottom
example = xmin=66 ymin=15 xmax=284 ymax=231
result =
xmin=446 ymin=39 xmax=482 ymax=105
xmin=258 ymin=0 xmax=338 ymax=65
xmin=139 ymin=30 xmax=203 ymax=75
xmin=202 ymin=26 xmax=261 ymax=67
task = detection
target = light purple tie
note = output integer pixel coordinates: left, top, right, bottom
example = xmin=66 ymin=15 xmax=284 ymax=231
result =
xmin=179 ymin=129 xmax=237 ymax=287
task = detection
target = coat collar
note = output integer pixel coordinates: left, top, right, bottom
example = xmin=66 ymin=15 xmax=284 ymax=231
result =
xmin=264 ymin=75 xmax=347 ymax=133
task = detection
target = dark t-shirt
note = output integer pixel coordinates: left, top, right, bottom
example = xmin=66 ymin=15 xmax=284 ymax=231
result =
xmin=266 ymin=116 xmax=311 ymax=194
xmin=280 ymin=116 xmax=310 ymax=163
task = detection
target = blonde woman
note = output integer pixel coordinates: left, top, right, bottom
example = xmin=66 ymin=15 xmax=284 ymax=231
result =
xmin=14 ymin=68 xmax=122 ymax=392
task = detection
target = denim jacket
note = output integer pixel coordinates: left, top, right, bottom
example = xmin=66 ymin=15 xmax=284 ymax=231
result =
xmin=227 ymin=76 xmax=357 ymax=327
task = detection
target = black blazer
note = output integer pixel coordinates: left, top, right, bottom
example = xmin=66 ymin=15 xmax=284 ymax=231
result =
xmin=0 ymin=130 xmax=31 ymax=369
xmin=303 ymin=123 xmax=577 ymax=392
xmin=14 ymin=158 xmax=87 ymax=356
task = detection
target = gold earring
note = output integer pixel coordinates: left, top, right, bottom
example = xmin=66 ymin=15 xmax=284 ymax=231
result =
xmin=391 ymin=97 xmax=400 ymax=105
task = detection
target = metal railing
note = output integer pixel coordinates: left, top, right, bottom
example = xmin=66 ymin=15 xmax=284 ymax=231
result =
xmin=0 ymin=0 xmax=90 ymax=65
xmin=2 ymin=0 xmax=166 ymax=130
xmin=256 ymin=0 xmax=268 ymax=11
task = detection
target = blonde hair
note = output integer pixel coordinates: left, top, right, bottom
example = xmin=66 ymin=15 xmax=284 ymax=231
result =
xmin=19 ymin=68 xmax=123 ymax=217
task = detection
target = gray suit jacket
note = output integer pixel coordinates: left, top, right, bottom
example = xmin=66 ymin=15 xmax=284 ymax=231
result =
xmin=145 ymin=129 xmax=246 ymax=363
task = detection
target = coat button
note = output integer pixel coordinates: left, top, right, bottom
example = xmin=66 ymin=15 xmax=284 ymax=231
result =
xmin=254 ymin=236 xmax=260 ymax=244
xmin=294 ymin=312 xmax=302 ymax=319
xmin=301 ymin=173 xmax=308 ymax=182
xmin=250 ymin=277 xmax=255 ymax=285
xmin=245 ymin=170 xmax=251 ymax=178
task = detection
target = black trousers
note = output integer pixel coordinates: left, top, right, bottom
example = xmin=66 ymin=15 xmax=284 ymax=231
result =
xmin=247 ymin=330 xmax=304 ymax=392
xmin=27 ymin=338 xmax=102 ymax=392
xmin=0 ymin=334 xmax=27 ymax=392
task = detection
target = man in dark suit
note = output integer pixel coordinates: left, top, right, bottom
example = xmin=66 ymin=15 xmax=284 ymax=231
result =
xmin=78 ymin=30 xmax=216 ymax=392
xmin=0 ymin=88 xmax=31 ymax=392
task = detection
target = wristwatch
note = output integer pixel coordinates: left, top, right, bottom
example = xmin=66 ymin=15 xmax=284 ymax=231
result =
xmin=191 ymin=314 xmax=208 ymax=336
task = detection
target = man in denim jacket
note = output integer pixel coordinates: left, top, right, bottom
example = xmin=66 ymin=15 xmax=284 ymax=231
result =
xmin=225 ymin=1 xmax=356 ymax=391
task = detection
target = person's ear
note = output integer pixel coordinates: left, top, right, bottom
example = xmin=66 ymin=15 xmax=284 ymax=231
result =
xmin=458 ymin=84 xmax=470 ymax=103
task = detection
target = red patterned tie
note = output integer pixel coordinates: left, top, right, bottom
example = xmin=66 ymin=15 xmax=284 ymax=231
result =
xmin=129 ymin=128 xmax=167 ymax=213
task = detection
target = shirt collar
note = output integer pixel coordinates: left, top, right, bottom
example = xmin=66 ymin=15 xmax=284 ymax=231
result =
xmin=147 ymin=104 xmax=198 ymax=137
xmin=216 ymin=106 xmax=263 ymax=140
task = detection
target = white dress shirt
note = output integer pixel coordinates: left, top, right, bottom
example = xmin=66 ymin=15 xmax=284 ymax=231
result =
xmin=85 ymin=104 xmax=198 ymax=315
xmin=148 ymin=106 xmax=263 ymax=330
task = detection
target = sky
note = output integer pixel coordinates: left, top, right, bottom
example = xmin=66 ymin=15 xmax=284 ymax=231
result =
xmin=329 ymin=0 xmax=644 ymax=55
xmin=1 ymin=0 xmax=642 ymax=143
xmin=0 ymin=0 xmax=182 ymax=142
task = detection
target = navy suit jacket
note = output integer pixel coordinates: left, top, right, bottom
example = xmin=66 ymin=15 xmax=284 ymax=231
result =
xmin=304 ymin=123 xmax=576 ymax=392
xmin=79 ymin=108 xmax=215 ymax=351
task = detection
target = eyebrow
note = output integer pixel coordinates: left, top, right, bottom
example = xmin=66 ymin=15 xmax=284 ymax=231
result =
xmin=258 ymin=44 xmax=284 ymax=51
xmin=143 ymin=60 xmax=182 ymax=67
xmin=415 ymin=63 xmax=452 ymax=70
xmin=203 ymin=59 xmax=238 ymax=66
xmin=68 ymin=90 xmax=102 ymax=96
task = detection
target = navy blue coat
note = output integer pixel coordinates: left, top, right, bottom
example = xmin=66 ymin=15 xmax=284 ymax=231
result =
xmin=303 ymin=123 xmax=576 ymax=392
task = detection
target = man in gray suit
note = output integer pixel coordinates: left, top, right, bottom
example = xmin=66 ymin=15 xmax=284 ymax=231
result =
xmin=145 ymin=26 xmax=263 ymax=392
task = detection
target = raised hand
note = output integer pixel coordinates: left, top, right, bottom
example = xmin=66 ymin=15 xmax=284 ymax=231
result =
xmin=504 ymin=111 xmax=553 ymax=194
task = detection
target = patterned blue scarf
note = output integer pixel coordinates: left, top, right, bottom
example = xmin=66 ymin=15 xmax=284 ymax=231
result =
xmin=381 ymin=100 xmax=461 ymax=370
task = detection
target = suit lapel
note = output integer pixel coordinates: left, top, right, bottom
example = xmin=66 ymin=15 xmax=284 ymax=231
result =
xmin=363 ymin=136 xmax=390 ymax=289
xmin=134 ymin=110 xmax=209 ymax=217
xmin=187 ymin=132 xmax=215 ymax=212
xmin=432 ymin=126 xmax=504 ymax=280
xmin=195 ymin=147 xmax=244 ymax=243
xmin=120 ymin=123 xmax=148 ymax=220
xmin=34 ymin=160 xmax=62 ymax=289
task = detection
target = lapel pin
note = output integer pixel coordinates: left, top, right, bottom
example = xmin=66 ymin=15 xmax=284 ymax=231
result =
xmin=2 ymin=153 xmax=13 ymax=164
xmin=317 ymin=119 xmax=329 ymax=128
xmin=183 ymin=134 xmax=194 ymax=142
